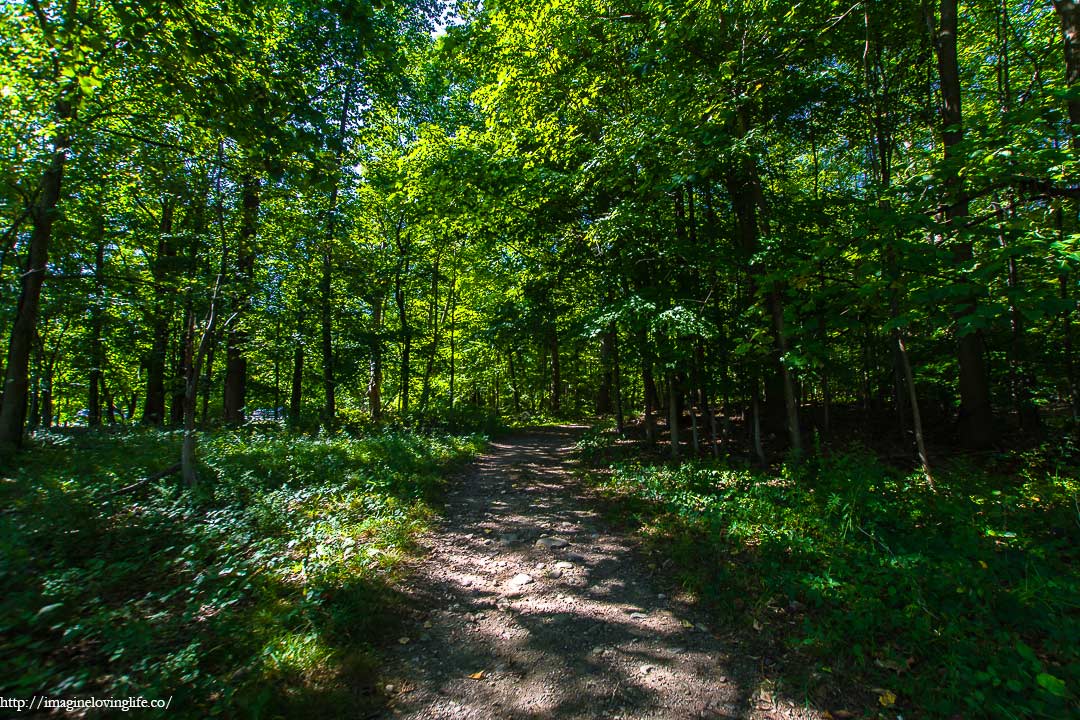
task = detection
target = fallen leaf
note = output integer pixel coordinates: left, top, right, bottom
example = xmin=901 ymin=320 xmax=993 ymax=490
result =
xmin=878 ymin=689 xmax=897 ymax=707
xmin=680 ymin=619 xmax=694 ymax=628
xmin=468 ymin=671 xmax=485 ymax=680
xmin=398 ymin=637 xmax=410 ymax=645
xmin=753 ymin=619 xmax=763 ymax=631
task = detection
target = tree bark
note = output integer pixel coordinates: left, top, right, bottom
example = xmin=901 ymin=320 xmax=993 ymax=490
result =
xmin=395 ymin=261 xmax=411 ymax=415
xmin=508 ymin=347 xmax=521 ymax=415
xmin=171 ymin=301 xmax=193 ymax=426
xmin=725 ymin=142 xmax=802 ymax=456
xmin=1053 ymin=1 xmax=1080 ymax=418
xmin=223 ymin=176 xmax=260 ymax=424
xmin=0 ymin=118 xmax=69 ymax=451
xmin=182 ymin=262 xmax=226 ymax=487
xmin=1053 ymin=1 xmax=1080 ymax=150
xmin=640 ymin=330 xmax=657 ymax=446
xmin=368 ymin=294 xmax=383 ymax=421
xmin=613 ymin=328 xmax=625 ymax=435
xmin=668 ymin=372 xmax=680 ymax=459
xmin=936 ymin=0 xmax=994 ymax=448
xmin=143 ymin=199 xmax=175 ymax=425
xmin=88 ymin=226 xmax=105 ymax=428
xmin=597 ymin=328 xmax=614 ymax=414
xmin=320 ymin=86 xmax=353 ymax=432
xmin=549 ymin=325 xmax=561 ymax=415
xmin=290 ymin=346 xmax=303 ymax=427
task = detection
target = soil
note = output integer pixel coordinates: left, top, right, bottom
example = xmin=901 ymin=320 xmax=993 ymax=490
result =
xmin=379 ymin=426 xmax=825 ymax=720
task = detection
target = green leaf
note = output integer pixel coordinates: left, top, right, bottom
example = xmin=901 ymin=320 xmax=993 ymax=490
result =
xmin=1036 ymin=673 xmax=1066 ymax=697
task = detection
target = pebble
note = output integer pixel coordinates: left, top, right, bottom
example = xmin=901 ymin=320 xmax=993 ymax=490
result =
xmin=640 ymin=665 xmax=655 ymax=675
xmin=385 ymin=684 xmax=396 ymax=693
xmin=535 ymin=537 xmax=569 ymax=549
xmin=546 ymin=569 xmax=563 ymax=579
xmin=630 ymin=612 xmax=649 ymax=620
xmin=508 ymin=573 xmax=534 ymax=587
xmin=556 ymin=561 xmax=574 ymax=569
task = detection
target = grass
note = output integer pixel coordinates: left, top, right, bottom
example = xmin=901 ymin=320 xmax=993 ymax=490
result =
xmin=0 ymin=427 xmax=484 ymax=718
xmin=577 ymin=425 xmax=1080 ymax=719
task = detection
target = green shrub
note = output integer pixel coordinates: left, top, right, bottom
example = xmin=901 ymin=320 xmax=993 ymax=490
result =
xmin=588 ymin=442 xmax=1079 ymax=718
xmin=0 ymin=428 xmax=484 ymax=718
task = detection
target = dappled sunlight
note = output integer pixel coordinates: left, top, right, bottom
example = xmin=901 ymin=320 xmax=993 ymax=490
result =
xmin=381 ymin=427 xmax=825 ymax=719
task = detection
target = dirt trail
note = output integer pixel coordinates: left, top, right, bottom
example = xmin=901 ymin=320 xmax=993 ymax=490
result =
xmin=380 ymin=427 xmax=820 ymax=720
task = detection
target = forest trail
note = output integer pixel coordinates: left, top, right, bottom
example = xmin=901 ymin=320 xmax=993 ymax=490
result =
xmin=379 ymin=427 xmax=820 ymax=720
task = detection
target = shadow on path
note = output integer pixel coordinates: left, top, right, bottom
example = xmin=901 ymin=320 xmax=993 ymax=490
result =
xmin=379 ymin=427 xmax=824 ymax=720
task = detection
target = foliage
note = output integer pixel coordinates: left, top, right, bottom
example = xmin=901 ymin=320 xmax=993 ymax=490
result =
xmin=583 ymin=432 xmax=1080 ymax=718
xmin=0 ymin=428 xmax=483 ymax=718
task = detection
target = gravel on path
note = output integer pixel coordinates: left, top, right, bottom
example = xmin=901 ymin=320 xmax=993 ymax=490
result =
xmin=379 ymin=426 xmax=824 ymax=720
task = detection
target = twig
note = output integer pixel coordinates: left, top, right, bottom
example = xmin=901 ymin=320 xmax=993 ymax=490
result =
xmin=104 ymin=463 xmax=181 ymax=498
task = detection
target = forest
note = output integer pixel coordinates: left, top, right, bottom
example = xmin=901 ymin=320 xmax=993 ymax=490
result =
xmin=1 ymin=0 xmax=1078 ymax=718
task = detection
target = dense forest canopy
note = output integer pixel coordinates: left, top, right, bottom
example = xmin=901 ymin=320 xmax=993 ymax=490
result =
xmin=2 ymin=0 xmax=1078 ymax=467
xmin=2 ymin=1 xmax=1079 ymax=718
xmin=0 ymin=0 xmax=1075 ymax=460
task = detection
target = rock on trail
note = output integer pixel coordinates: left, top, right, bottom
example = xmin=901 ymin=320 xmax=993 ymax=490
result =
xmin=378 ymin=426 xmax=824 ymax=720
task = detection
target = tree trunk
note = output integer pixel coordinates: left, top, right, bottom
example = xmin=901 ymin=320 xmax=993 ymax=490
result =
xmin=508 ymin=347 xmax=521 ymax=415
xmin=41 ymin=355 xmax=53 ymax=429
xmin=223 ymin=175 xmax=260 ymax=424
xmin=171 ymin=301 xmax=193 ymax=426
xmin=668 ymin=373 xmax=680 ymax=459
xmin=320 ymin=85 xmax=353 ymax=432
xmin=290 ymin=344 xmax=303 ymax=426
xmin=613 ymin=329 xmax=625 ymax=435
xmin=448 ymin=284 xmax=457 ymax=425
xmin=597 ymin=328 xmax=614 ymax=414
xmin=1053 ymin=1 xmax=1080 ymax=149
xmin=420 ymin=260 xmax=452 ymax=414
xmin=395 ymin=266 xmax=411 ymax=415
xmin=368 ymin=294 xmax=383 ymax=420
xmin=88 ymin=228 xmax=105 ymax=428
xmin=182 ymin=264 xmax=226 ymax=487
xmin=549 ymin=326 xmax=561 ymax=415
xmin=201 ymin=331 xmax=215 ymax=423
xmin=936 ymin=0 xmax=994 ymax=448
xmin=898 ymin=334 xmax=933 ymax=485
xmin=640 ymin=331 xmax=657 ymax=446
xmin=321 ymin=245 xmax=335 ymax=430
xmin=1053 ymin=2 xmax=1080 ymax=418
xmin=725 ymin=118 xmax=802 ymax=455
xmin=0 ymin=120 xmax=69 ymax=451
xmin=143 ymin=200 xmax=175 ymax=426
xmin=752 ymin=377 xmax=765 ymax=465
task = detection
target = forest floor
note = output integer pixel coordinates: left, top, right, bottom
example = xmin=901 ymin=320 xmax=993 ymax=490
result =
xmin=378 ymin=426 xmax=821 ymax=720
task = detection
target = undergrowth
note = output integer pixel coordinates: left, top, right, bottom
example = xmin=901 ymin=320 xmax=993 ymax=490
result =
xmin=578 ymin=426 xmax=1079 ymax=719
xmin=0 ymin=428 xmax=484 ymax=718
